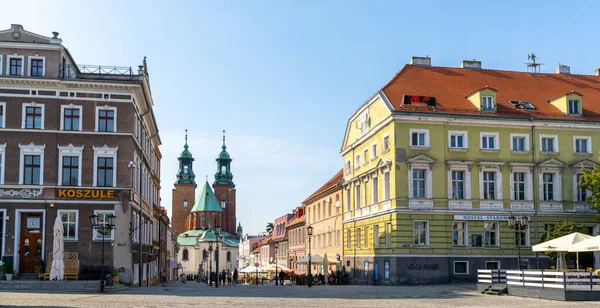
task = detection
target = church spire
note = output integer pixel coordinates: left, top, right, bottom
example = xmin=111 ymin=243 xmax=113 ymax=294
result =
xmin=176 ymin=129 xmax=195 ymax=184
xmin=214 ymin=130 xmax=233 ymax=185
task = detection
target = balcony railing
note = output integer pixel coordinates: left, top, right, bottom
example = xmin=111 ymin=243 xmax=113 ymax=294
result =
xmin=60 ymin=64 xmax=135 ymax=81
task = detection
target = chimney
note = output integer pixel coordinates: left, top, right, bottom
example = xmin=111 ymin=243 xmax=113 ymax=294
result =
xmin=557 ymin=64 xmax=570 ymax=75
xmin=461 ymin=60 xmax=482 ymax=69
xmin=595 ymin=68 xmax=600 ymax=76
xmin=410 ymin=56 xmax=431 ymax=67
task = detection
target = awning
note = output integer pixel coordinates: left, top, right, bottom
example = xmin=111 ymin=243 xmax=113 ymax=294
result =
xmin=568 ymin=235 xmax=600 ymax=252
xmin=262 ymin=263 xmax=292 ymax=272
xmin=532 ymin=232 xmax=592 ymax=252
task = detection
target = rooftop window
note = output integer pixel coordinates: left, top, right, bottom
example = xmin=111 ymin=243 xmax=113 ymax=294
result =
xmin=510 ymin=101 xmax=536 ymax=110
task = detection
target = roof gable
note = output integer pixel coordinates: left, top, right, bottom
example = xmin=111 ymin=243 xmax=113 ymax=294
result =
xmin=190 ymin=181 xmax=222 ymax=212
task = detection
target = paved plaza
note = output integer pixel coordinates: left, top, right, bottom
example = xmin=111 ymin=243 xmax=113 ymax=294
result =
xmin=1 ymin=283 xmax=600 ymax=307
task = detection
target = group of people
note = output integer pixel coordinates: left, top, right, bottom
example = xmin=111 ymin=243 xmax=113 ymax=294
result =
xmin=217 ymin=268 xmax=239 ymax=286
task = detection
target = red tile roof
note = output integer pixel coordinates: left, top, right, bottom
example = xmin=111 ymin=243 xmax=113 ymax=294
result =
xmin=381 ymin=65 xmax=600 ymax=120
xmin=302 ymin=169 xmax=343 ymax=205
xmin=287 ymin=215 xmax=305 ymax=228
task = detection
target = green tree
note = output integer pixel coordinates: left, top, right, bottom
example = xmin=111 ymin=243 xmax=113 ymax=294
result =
xmin=578 ymin=165 xmax=600 ymax=211
xmin=266 ymin=222 xmax=274 ymax=233
xmin=540 ymin=221 xmax=589 ymax=261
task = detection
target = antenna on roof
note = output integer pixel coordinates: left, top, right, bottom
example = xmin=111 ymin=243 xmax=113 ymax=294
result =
xmin=526 ymin=53 xmax=544 ymax=74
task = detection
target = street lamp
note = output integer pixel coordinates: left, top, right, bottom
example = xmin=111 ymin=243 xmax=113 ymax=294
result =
xmin=89 ymin=213 xmax=116 ymax=293
xmin=307 ymin=225 xmax=313 ymax=288
xmin=215 ymin=224 xmax=221 ymax=288
xmin=208 ymin=240 xmax=213 ymax=286
xmin=508 ymin=215 xmax=529 ymax=270
xmin=274 ymin=242 xmax=279 ymax=286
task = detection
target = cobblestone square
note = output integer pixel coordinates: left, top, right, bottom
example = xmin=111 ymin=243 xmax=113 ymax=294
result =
xmin=1 ymin=283 xmax=599 ymax=307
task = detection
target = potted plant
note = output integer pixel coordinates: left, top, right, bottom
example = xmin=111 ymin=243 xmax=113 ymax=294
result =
xmin=35 ymin=260 xmax=46 ymax=280
xmin=111 ymin=268 xmax=120 ymax=283
xmin=3 ymin=260 xmax=14 ymax=281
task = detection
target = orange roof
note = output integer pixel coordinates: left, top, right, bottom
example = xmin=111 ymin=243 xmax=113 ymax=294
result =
xmin=287 ymin=215 xmax=305 ymax=228
xmin=381 ymin=65 xmax=600 ymax=120
xmin=302 ymin=169 xmax=343 ymax=204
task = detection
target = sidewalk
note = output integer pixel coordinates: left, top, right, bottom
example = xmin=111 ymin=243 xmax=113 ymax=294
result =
xmin=0 ymin=280 xmax=128 ymax=293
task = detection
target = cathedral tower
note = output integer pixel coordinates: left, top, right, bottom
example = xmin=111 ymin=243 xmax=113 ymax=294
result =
xmin=171 ymin=130 xmax=197 ymax=234
xmin=212 ymin=130 xmax=237 ymax=235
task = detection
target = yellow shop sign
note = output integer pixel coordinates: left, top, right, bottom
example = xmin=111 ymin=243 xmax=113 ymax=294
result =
xmin=57 ymin=189 xmax=116 ymax=199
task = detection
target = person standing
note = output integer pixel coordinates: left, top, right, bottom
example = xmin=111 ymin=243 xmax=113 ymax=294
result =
xmin=278 ymin=270 xmax=285 ymax=286
xmin=221 ymin=269 xmax=227 ymax=286
xmin=226 ymin=269 xmax=232 ymax=286
xmin=233 ymin=268 xmax=239 ymax=285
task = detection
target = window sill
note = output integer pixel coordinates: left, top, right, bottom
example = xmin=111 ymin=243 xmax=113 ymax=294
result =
xmin=511 ymin=150 xmax=530 ymax=155
xmin=484 ymin=247 xmax=502 ymax=249
xmin=452 ymin=246 xmax=470 ymax=249
xmin=410 ymin=146 xmax=429 ymax=150
xmin=540 ymin=151 xmax=559 ymax=155
xmin=64 ymin=239 xmax=78 ymax=242
xmin=480 ymin=149 xmax=500 ymax=153
xmin=448 ymin=147 xmax=468 ymax=152
xmin=574 ymin=152 xmax=592 ymax=156
xmin=370 ymin=157 xmax=377 ymax=162
xmin=381 ymin=149 xmax=390 ymax=154
xmin=413 ymin=245 xmax=430 ymax=248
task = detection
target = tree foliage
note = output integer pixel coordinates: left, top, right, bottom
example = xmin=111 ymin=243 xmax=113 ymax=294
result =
xmin=266 ymin=222 xmax=274 ymax=233
xmin=578 ymin=165 xmax=600 ymax=212
xmin=540 ymin=221 xmax=589 ymax=261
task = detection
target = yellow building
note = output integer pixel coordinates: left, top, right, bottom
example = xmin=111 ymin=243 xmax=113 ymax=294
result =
xmin=304 ymin=170 xmax=344 ymax=276
xmin=341 ymin=57 xmax=600 ymax=284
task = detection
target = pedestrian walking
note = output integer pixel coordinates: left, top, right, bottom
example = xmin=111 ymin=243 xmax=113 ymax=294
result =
xmin=279 ymin=270 xmax=285 ymax=286
xmin=227 ymin=269 xmax=232 ymax=286
xmin=233 ymin=268 xmax=239 ymax=286
xmin=221 ymin=269 xmax=227 ymax=286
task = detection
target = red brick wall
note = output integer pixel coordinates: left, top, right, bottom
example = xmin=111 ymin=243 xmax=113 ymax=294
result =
xmin=171 ymin=184 xmax=196 ymax=234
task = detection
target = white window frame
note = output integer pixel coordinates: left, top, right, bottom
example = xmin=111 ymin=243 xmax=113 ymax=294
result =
xmin=345 ymin=160 xmax=351 ymax=174
xmin=408 ymin=164 xmax=433 ymax=199
xmin=482 ymin=96 xmax=494 ymax=110
xmin=573 ymin=136 xmax=591 ymax=154
xmin=514 ymin=222 xmax=531 ymax=247
xmin=18 ymin=143 xmax=45 ymax=185
xmin=480 ymin=132 xmax=499 ymax=150
xmin=540 ymin=134 xmax=559 ymax=153
xmin=371 ymin=142 xmax=377 ymax=160
xmin=372 ymin=174 xmax=379 ymax=204
xmin=373 ymin=224 xmax=379 ymax=249
xmin=57 ymin=144 xmax=84 ymax=186
xmin=363 ymin=148 xmax=368 ymax=165
xmin=92 ymin=210 xmax=115 ymax=240
xmin=6 ymin=54 xmax=25 ymax=76
xmin=409 ymin=128 xmax=430 ymax=148
xmin=452 ymin=221 xmax=468 ymax=247
xmin=479 ymin=166 xmax=503 ymax=201
xmin=93 ymin=145 xmax=118 ymax=187
xmin=510 ymin=167 xmax=533 ymax=201
xmin=483 ymin=222 xmax=500 ymax=248
xmin=60 ymin=104 xmax=83 ymax=131
xmin=413 ymin=220 xmax=429 ymax=247
xmin=57 ymin=209 xmax=79 ymax=241
xmin=21 ymin=102 xmax=45 ymax=129
xmin=0 ymin=101 xmax=5 ymax=128
xmin=345 ymin=187 xmax=351 ymax=212
xmin=574 ymin=172 xmax=592 ymax=203
xmin=27 ymin=55 xmax=46 ymax=77
xmin=382 ymin=134 xmax=390 ymax=153
xmin=447 ymin=164 xmax=472 ymax=200
xmin=510 ymin=133 xmax=529 ymax=152
xmin=448 ymin=130 xmax=468 ymax=150
xmin=95 ymin=105 xmax=118 ymax=132
xmin=568 ymin=100 xmax=580 ymax=115
xmin=0 ymin=143 xmax=5 ymax=185
xmin=354 ymin=154 xmax=360 ymax=169
xmin=540 ymin=170 xmax=561 ymax=201
xmin=453 ymin=261 xmax=469 ymax=275
xmin=355 ymin=183 xmax=361 ymax=208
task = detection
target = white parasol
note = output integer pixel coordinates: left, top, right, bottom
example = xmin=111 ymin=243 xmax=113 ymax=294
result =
xmin=49 ymin=216 xmax=64 ymax=280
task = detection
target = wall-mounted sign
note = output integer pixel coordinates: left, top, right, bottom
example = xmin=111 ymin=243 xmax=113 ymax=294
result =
xmin=408 ymin=263 xmax=440 ymax=270
xmin=453 ymin=215 xmax=529 ymax=221
xmin=117 ymin=242 xmax=127 ymax=247
xmin=364 ymin=261 xmax=369 ymax=278
xmin=384 ymin=261 xmax=390 ymax=280
xmin=57 ymin=189 xmax=116 ymax=199
xmin=402 ymin=95 xmax=437 ymax=106
xmin=27 ymin=217 xmax=41 ymax=229
xmin=0 ymin=188 xmax=43 ymax=199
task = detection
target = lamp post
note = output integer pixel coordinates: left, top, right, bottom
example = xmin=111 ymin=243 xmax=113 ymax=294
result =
xmin=208 ymin=241 xmax=213 ymax=286
xmin=274 ymin=243 xmax=279 ymax=286
xmin=89 ymin=213 xmax=116 ymax=293
xmin=508 ymin=215 xmax=529 ymax=270
xmin=215 ymin=224 xmax=221 ymax=288
xmin=307 ymin=225 xmax=313 ymax=288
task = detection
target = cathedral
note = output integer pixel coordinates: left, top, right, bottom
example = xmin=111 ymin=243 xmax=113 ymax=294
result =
xmin=173 ymin=131 xmax=242 ymax=278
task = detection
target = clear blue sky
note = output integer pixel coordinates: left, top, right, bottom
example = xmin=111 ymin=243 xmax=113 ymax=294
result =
xmin=4 ymin=0 xmax=597 ymax=235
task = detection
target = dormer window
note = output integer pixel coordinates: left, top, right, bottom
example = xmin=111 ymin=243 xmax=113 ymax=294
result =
xmin=510 ymin=101 xmax=535 ymax=110
xmin=568 ymin=100 xmax=580 ymax=115
xmin=482 ymin=96 xmax=494 ymax=110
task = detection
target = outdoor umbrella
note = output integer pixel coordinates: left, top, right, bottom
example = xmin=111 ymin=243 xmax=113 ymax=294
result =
xmin=49 ymin=216 xmax=64 ymax=280
xmin=323 ymin=252 xmax=329 ymax=281
xmin=262 ymin=263 xmax=292 ymax=272
xmin=568 ymin=234 xmax=600 ymax=252
xmin=532 ymin=232 xmax=592 ymax=270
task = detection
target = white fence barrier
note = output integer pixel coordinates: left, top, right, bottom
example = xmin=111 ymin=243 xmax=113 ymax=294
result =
xmin=477 ymin=269 xmax=507 ymax=284
xmin=506 ymin=270 xmax=600 ymax=291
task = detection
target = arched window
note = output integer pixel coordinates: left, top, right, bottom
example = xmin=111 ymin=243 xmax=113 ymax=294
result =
xmin=221 ymin=165 xmax=226 ymax=175
xmin=182 ymin=248 xmax=189 ymax=261
xmin=202 ymin=249 xmax=207 ymax=261
xmin=227 ymin=251 xmax=231 ymax=262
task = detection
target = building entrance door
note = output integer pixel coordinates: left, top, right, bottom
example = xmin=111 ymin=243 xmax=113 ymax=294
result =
xmin=19 ymin=213 xmax=43 ymax=273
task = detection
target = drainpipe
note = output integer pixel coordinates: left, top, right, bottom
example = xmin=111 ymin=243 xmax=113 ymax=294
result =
xmin=531 ymin=123 xmax=539 ymax=269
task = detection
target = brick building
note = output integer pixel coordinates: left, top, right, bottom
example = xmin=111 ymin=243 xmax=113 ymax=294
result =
xmin=0 ymin=24 xmax=162 ymax=286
